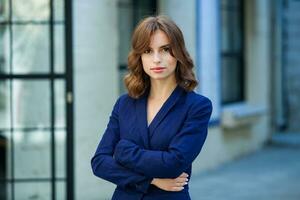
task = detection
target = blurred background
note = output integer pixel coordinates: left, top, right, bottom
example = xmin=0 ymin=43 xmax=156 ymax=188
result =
xmin=0 ymin=0 xmax=299 ymax=199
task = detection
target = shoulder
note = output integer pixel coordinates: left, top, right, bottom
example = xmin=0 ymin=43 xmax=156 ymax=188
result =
xmin=117 ymin=93 xmax=131 ymax=102
xmin=186 ymin=91 xmax=212 ymax=107
xmin=114 ymin=93 xmax=135 ymax=108
xmin=184 ymin=91 xmax=213 ymax=114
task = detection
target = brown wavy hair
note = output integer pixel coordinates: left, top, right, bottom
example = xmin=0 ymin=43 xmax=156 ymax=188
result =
xmin=124 ymin=15 xmax=198 ymax=98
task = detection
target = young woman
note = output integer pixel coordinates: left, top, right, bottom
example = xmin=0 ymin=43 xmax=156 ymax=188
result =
xmin=91 ymin=15 xmax=212 ymax=200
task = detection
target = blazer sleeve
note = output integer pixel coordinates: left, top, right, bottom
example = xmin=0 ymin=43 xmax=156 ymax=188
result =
xmin=91 ymin=97 xmax=152 ymax=193
xmin=114 ymin=97 xmax=212 ymax=178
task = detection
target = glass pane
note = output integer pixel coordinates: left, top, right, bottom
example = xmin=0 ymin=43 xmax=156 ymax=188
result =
xmin=231 ymin=11 xmax=242 ymax=51
xmin=221 ymin=9 xmax=230 ymax=51
xmin=0 ymin=80 xmax=10 ymax=129
xmin=221 ymin=0 xmax=240 ymax=9
xmin=0 ymin=0 xmax=9 ymax=22
xmin=233 ymin=0 xmax=241 ymax=9
xmin=221 ymin=0 xmax=228 ymax=7
xmin=55 ymin=0 xmax=65 ymax=21
xmin=56 ymin=181 xmax=66 ymax=200
xmin=55 ymin=81 xmax=66 ymax=179
xmin=221 ymin=0 xmax=242 ymax=52
xmin=12 ymin=80 xmax=50 ymax=129
xmin=0 ymin=25 xmax=10 ymax=74
xmin=12 ymin=25 xmax=50 ymax=74
xmin=14 ymin=182 xmax=51 ymax=200
xmin=55 ymin=25 xmax=65 ymax=73
xmin=0 ymin=130 xmax=11 ymax=180
xmin=0 ymin=182 xmax=12 ymax=200
xmin=118 ymin=0 xmax=134 ymax=65
xmin=135 ymin=1 xmax=157 ymax=22
xmin=55 ymin=80 xmax=65 ymax=128
xmin=12 ymin=0 xmax=50 ymax=21
xmin=221 ymin=57 xmax=243 ymax=103
xmin=14 ymin=130 xmax=51 ymax=179
xmin=222 ymin=10 xmax=241 ymax=52
xmin=56 ymin=129 xmax=66 ymax=178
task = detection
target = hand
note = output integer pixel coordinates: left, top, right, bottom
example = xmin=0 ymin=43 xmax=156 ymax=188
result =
xmin=150 ymin=172 xmax=189 ymax=192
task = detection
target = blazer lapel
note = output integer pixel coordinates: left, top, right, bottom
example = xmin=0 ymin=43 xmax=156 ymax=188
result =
xmin=135 ymin=94 xmax=150 ymax=149
xmin=148 ymin=85 xmax=184 ymax=138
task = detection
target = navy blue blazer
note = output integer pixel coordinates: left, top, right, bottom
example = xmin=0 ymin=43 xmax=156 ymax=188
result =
xmin=91 ymin=85 xmax=212 ymax=200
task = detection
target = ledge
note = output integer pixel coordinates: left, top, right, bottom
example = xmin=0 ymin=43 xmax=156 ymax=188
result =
xmin=221 ymin=102 xmax=266 ymax=129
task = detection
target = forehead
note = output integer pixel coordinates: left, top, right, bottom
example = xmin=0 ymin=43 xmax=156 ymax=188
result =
xmin=149 ymin=30 xmax=170 ymax=47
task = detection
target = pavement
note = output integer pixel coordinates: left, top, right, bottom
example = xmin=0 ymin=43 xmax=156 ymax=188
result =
xmin=189 ymin=133 xmax=300 ymax=200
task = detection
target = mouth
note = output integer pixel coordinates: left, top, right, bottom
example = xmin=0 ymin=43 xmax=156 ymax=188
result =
xmin=150 ymin=66 xmax=166 ymax=70
xmin=150 ymin=67 xmax=166 ymax=73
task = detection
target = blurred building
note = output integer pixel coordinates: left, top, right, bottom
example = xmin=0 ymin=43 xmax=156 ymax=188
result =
xmin=0 ymin=0 xmax=299 ymax=199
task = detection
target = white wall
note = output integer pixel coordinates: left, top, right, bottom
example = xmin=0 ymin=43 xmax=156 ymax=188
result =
xmin=74 ymin=0 xmax=119 ymax=199
xmin=197 ymin=0 xmax=221 ymax=121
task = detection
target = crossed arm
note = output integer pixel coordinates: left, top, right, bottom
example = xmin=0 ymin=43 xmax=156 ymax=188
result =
xmin=114 ymin=99 xmax=212 ymax=178
xmin=91 ymin=98 xmax=152 ymax=193
xmin=91 ymin=96 xmax=212 ymax=193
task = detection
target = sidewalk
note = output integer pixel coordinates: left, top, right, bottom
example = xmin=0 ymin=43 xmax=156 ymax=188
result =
xmin=189 ymin=133 xmax=300 ymax=200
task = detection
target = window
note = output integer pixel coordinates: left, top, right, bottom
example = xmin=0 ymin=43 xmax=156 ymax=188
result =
xmin=117 ymin=0 xmax=157 ymax=94
xmin=220 ymin=0 xmax=245 ymax=104
xmin=0 ymin=0 xmax=73 ymax=199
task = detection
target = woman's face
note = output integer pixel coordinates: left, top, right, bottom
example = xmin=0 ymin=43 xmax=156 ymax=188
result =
xmin=141 ymin=30 xmax=177 ymax=82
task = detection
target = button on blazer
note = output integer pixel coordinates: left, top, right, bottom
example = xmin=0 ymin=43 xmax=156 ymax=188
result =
xmin=91 ymin=85 xmax=213 ymax=200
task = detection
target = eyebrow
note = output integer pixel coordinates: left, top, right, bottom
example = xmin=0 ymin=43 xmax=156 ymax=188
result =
xmin=159 ymin=44 xmax=170 ymax=48
xmin=148 ymin=44 xmax=171 ymax=49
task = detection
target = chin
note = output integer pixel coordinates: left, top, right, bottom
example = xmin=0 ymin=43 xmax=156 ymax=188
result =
xmin=147 ymin=72 xmax=176 ymax=81
xmin=150 ymin=75 xmax=175 ymax=81
xmin=149 ymin=75 xmax=167 ymax=80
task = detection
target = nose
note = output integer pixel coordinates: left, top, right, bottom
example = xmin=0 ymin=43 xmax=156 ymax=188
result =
xmin=153 ymin=51 xmax=161 ymax=63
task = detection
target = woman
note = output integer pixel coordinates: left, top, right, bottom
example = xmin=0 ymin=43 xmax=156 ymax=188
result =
xmin=91 ymin=15 xmax=212 ymax=200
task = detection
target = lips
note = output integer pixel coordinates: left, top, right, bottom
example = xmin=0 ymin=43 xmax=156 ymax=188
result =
xmin=150 ymin=67 xmax=166 ymax=73
xmin=150 ymin=66 xmax=166 ymax=70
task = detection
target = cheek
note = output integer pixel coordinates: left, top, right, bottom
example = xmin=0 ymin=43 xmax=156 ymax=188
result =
xmin=141 ymin=56 xmax=150 ymax=73
xmin=141 ymin=56 xmax=145 ymax=66
xmin=141 ymin=56 xmax=149 ymax=67
xmin=167 ymin=57 xmax=177 ymax=69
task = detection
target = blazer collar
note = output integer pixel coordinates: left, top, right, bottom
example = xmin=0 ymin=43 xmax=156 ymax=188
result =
xmin=135 ymin=85 xmax=184 ymax=147
xmin=148 ymin=85 xmax=184 ymax=138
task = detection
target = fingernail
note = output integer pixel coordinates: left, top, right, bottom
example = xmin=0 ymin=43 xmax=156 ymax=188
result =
xmin=186 ymin=178 xmax=189 ymax=182
xmin=185 ymin=182 xmax=188 ymax=185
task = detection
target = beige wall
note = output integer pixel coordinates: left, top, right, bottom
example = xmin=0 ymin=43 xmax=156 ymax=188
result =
xmin=74 ymin=0 xmax=119 ymax=199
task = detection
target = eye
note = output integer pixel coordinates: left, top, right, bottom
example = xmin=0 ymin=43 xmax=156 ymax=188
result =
xmin=162 ymin=47 xmax=170 ymax=53
xmin=143 ymin=49 xmax=152 ymax=54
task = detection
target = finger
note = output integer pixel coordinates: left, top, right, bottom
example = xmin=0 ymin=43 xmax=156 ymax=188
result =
xmin=182 ymin=172 xmax=189 ymax=176
xmin=171 ymin=186 xmax=184 ymax=192
xmin=175 ymin=177 xmax=189 ymax=183
xmin=179 ymin=172 xmax=189 ymax=178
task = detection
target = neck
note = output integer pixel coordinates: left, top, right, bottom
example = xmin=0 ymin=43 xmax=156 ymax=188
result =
xmin=149 ymin=78 xmax=177 ymax=100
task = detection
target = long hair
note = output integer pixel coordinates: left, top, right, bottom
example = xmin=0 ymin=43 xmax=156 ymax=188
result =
xmin=124 ymin=15 xmax=198 ymax=98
